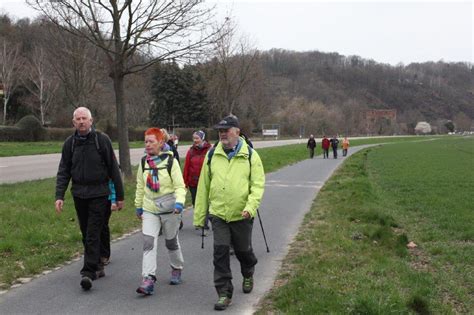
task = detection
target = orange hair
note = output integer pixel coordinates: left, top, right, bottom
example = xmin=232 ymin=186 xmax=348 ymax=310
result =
xmin=144 ymin=127 xmax=164 ymax=141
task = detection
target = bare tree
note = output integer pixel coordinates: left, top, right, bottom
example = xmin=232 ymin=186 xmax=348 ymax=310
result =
xmin=42 ymin=24 xmax=104 ymax=109
xmin=0 ymin=37 xmax=23 ymax=125
xmin=28 ymin=0 xmax=224 ymax=177
xmin=23 ymin=47 xmax=59 ymax=125
xmin=204 ymin=20 xmax=259 ymax=120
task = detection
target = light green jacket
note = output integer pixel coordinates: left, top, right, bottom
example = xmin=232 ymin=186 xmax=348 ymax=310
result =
xmin=193 ymin=138 xmax=265 ymax=225
xmin=134 ymin=151 xmax=186 ymax=214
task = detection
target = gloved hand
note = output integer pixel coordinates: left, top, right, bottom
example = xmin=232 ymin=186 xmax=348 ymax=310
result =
xmin=174 ymin=203 xmax=184 ymax=214
xmin=136 ymin=207 xmax=143 ymax=219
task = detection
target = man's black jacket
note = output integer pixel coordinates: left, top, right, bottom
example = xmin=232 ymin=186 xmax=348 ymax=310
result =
xmin=55 ymin=130 xmax=124 ymax=201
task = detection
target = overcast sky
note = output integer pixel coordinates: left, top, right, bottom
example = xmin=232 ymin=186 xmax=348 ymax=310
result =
xmin=1 ymin=0 xmax=472 ymax=65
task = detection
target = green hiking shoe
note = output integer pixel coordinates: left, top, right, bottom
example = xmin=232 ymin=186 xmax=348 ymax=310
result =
xmin=242 ymin=276 xmax=253 ymax=294
xmin=214 ymin=295 xmax=232 ymax=311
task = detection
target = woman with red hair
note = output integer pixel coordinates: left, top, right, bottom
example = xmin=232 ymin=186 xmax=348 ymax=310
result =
xmin=134 ymin=127 xmax=186 ymax=296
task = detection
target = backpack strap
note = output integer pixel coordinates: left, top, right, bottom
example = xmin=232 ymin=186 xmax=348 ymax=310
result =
xmin=141 ymin=154 xmax=173 ymax=180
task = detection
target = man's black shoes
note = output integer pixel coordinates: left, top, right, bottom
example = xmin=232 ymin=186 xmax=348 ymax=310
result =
xmin=80 ymin=276 xmax=92 ymax=291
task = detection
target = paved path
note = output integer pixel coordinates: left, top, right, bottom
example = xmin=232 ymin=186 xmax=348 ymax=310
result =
xmin=0 ymin=139 xmax=303 ymax=184
xmin=0 ymin=146 xmax=370 ymax=314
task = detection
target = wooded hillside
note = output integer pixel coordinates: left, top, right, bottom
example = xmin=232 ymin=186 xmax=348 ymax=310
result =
xmin=1 ymin=15 xmax=472 ymax=136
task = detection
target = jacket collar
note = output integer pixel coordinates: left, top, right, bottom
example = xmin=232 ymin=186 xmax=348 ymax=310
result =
xmin=214 ymin=137 xmax=250 ymax=158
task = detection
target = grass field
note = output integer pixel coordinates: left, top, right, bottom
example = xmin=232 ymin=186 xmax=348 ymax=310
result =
xmin=257 ymin=137 xmax=473 ymax=314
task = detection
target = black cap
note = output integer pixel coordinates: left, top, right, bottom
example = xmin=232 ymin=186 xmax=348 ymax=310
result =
xmin=213 ymin=115 xmax=240 ymax=129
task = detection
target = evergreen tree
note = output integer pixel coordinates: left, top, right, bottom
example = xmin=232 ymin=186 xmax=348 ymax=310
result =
xmin=150 ymin=62 xmax=209 ymax=128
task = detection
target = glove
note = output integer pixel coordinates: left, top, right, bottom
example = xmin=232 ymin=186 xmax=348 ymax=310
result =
xmin=174 ymin=203 xmax=184 ymax=214
xmin=136 ymin=208 xmax=143 ymax=217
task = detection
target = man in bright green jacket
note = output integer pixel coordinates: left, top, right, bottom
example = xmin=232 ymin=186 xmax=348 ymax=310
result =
xmin=194 ymin=115 xmax=265 ymax=311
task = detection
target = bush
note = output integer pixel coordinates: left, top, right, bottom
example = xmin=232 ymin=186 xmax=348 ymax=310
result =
xmin=0 ymin=115 xmax=48 ymax=141
xmin=15 ymin=115 xmax=47 ymax=141
xmin=99 ymin=124 xmax=147 ymax=141
xmin=46 ymin=127 xmax=75 ymax=141
xmin=0 ymin=126 xmax=24 ymax=141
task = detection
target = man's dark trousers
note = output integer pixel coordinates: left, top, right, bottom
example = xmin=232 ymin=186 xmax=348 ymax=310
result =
xmin=332 ymin=147 xmax=338 ymax=158
xmin=100 ymin=202 xmax=112 ymax=260
xmin=74 ymin=196 xmax=109 ymax=279
xmin=309 ymin=148 xmax=315 ymax=158
xmin=211 ymin=216 xmax=258 ymax=298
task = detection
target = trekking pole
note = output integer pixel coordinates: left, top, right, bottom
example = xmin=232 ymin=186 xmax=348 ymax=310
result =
xmin=256 ymin=209 xmax=270 ymax=253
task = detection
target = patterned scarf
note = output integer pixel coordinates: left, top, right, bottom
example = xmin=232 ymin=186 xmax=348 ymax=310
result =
xmin=145 ymin=155 xmax=162 ymax=192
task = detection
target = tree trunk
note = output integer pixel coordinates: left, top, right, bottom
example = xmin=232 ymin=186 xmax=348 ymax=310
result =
xmin=112 ymin=70 xmax=132 ymax=178
xmin=3 ymin=97 xmax=7 ymax=125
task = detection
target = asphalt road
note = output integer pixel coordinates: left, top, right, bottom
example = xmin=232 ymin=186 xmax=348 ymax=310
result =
xmin=0 ymin=146 xmax=370 ymax=314
xmin=0 ymin=139 xmax=303 ymax=184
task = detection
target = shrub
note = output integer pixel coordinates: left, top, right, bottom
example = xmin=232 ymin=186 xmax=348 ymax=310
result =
xmin=0 ymin=126 xmax=24 ymax=141
xmin=46 ymin=127 xmax=75 ymax=141
xmin=0 ymin=115 xmax=49 ymax=141
xmin=15 ymin=115 xmax=47 ymax=141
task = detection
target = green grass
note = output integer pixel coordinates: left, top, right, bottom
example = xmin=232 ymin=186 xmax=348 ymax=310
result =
xmin=0 ymin=135 xmax=450 ymax=289
xmin=257 ymin=137 xmax=474 ymax=314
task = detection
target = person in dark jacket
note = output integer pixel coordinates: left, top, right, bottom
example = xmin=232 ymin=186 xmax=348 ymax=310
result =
xmin=55 ymin=107 xmax=124 ymax=291
xmin=330 ymin=135 xmax=339 ymax=159
xmin=307 ymin=134 xmax=317 ymax=158
xmin=183 ymin=130 xmax=212 ymax=229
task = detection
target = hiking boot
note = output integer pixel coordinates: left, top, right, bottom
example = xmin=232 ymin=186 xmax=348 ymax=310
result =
xmin=136 ymin=275 xmax=155 ymax=295
xmin=170 ymin=269 xmax=182 ymax=285
xmin=96 ymin=264 xmax=105 ymax=278
xmin=80 ymin=276 xmax=92 ymax=291
xmin=242 ymin=276 xmax=253 ymax=293
xmin=214 ymin=295 xmax=232 ymax=311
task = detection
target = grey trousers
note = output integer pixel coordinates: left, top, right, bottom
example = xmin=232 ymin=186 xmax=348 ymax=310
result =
xmin=211 ymin=215 xmax=258 ymax=298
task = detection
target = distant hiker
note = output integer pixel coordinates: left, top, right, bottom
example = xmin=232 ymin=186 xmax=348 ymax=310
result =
xmin=135 ymin=127 xmax=186 ymax=295
xmin=183 ymin=130 xmax=212 ymax=230
xmin=322 ymin=135 xmax=330 ymax=159
xmin=330 ymin=135 xmax=339 ymax=159
xmin=193 ymin=115 xmax=265 ymax=311
xmin=162 ymin=129 xmax=180 ymax=164
xmin=307 ymin=134 xmax=317 ymax=158
xmin=55 ymin=106 xmax=124 ymax=291
xmin=342 ymin=137 xmax=350 ymax=157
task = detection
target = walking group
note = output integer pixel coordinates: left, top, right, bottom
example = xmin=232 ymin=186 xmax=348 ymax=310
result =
xmin=54 ymin=107 xmax=265 ymax=311
xmin=306 ymin=134 xmax=350 ymax=159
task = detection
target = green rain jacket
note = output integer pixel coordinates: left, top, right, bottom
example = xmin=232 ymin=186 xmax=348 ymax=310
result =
xmin=135 ymin=151 xmax=186 ymax=214
xmin=193 ymin=137 xmax=265 ymax=225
